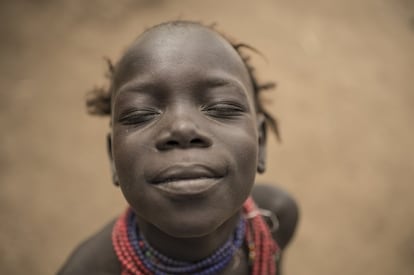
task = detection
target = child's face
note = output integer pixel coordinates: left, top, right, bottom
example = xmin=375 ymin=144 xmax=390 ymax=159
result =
xmin=110 ymin=25 xmax=265 ymax=237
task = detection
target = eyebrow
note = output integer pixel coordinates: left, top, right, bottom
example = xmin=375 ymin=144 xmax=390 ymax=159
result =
xmin=198 ymin=75 xmax=249 ymax=96
xmin=201 ymin=77 xmax=238 ymax=88
xmin=117 ymin=80 xmax=159 ymax=96
xmin=200 ymin=75 xmax=244 ymax=90
xmin=115 ymin=74 xmax=249 ymax=100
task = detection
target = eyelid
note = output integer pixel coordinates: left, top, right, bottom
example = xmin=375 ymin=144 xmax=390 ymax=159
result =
xmin=117 ymin=107 xmax=161 ymax=125
xmin=119 ymin=107 xmax=160 ymax=116
xmin=201 ymin=101 xmax=247 ymax=119
xmin=202 ymin=101 xmax=247 ymax=110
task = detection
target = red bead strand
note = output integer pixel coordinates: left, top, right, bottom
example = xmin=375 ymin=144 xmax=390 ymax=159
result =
xmin=243 ymin=197 xmax=279 ymax=275
xmin=113 ymin=197 xmax=279 ymax=275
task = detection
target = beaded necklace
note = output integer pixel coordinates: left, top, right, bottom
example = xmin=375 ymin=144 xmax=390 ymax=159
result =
xmin=112 ymin=197 xmax=279 ymax=275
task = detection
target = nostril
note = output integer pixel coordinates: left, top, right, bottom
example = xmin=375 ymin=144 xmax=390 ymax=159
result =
xmin=156 ymin=127 xmax=213 ymax=150
xmin=190 ymin=138 xmax=206 ymax=146
xmin=159 ymin=138 xmax=209 ymax=150
xmin=165 ymin=140 xmax=180 ymax=148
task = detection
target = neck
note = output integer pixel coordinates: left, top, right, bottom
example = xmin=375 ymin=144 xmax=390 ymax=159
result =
xmin=136 ymin=211 xmax=241 ymax=262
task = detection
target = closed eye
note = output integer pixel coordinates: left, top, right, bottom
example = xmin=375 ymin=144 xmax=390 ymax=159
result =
xmin=202 ymin=102 xmax=246 ymax=119
xmin=118 ymin=108 xmax=161 ymax=126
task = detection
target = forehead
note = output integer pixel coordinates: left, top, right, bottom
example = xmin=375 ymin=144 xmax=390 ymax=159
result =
xmin=113 ymin=25 xmax=253 ymax=96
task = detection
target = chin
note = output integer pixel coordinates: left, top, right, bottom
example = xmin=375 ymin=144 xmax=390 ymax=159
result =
xmin=162 ymin=213 xmax=224 ymax=238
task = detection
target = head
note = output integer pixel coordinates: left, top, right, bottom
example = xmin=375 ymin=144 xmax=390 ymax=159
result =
xmin=87 ymin=21 xmax=279 ymax=238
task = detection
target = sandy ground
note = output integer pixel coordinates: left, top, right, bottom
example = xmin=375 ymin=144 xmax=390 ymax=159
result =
xmin=1 ymin=0 xmax=414 ymax=274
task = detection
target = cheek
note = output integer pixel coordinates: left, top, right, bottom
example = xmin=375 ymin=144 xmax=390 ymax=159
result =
xmin=112 ymin=134 xmax=152 ymax=213
xmin=221 ymin=122 xmax=259 ymax=189
xmin=221 ymin=132 xmax=258 ymax=214
xmin=235 ymin=136 xmax=258 ymax=180
xmin=230 ymin=120 xmax=258 ymax=165
xmin=111 ymin=131 xmax=148 ymax=187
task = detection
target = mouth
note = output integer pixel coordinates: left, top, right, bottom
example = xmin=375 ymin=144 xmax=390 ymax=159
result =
xmin=149 ymin=164 xmax=225 ymax=198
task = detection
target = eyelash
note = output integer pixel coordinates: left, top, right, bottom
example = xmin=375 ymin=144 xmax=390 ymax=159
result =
xmin=118 ymin=109 xmax=160 ymax=126
xmin=202 ymin=102 xmax=246 ymax=118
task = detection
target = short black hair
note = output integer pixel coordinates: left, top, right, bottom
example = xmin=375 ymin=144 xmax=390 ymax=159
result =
xmin=86 ymin=20 xmax=280 ymax=140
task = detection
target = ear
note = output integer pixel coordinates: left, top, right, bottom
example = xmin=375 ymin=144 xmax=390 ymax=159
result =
xmin=107 ymin=133 xmax=119 ymax=186
xmin=257 ymin=113 xmax=267 ymax=174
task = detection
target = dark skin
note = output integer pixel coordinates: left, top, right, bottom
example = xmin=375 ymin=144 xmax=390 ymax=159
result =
xmin=58 ymin=185 xmax=297 ymax=275
xmin=58 ymin=23 xmax=299 ymax=275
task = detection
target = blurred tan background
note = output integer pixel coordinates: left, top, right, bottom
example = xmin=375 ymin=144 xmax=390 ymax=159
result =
xmin=1 ymin=0 xmax=413 ymax=274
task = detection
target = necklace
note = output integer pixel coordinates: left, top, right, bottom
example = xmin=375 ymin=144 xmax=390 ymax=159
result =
xmin=112 ymin=196 xmax=279 ymax=275
xmin=243 ymin=197 xmax=279 ymax=275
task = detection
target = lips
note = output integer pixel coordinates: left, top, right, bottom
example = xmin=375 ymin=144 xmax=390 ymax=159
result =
xmin=150 ymin=164 xmax=223 ymax=184
xmin=148 ymin=164 xmax=226 ymax=198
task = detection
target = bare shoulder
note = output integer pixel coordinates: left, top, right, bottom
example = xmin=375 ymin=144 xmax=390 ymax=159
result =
xmin=57 ymin=220 xmax=121 ymax=275
xmin=251 ymin=183 xmax=300 ymax=249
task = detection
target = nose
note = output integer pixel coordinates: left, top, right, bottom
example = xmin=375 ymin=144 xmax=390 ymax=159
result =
xmin=155 ymin=113 xmax=212 ymax=151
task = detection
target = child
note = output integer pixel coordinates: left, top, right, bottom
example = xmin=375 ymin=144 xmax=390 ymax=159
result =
xmin=58 ymin=20 xmax=299 ymax=275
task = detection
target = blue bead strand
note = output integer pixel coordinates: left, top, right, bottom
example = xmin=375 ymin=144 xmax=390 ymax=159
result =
xmin=127 ymin=211 xmax=245 ymax=275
